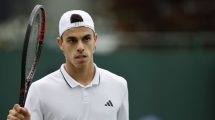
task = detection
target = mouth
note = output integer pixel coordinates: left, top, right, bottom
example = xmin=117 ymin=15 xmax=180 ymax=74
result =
xmin=74 ymin=55 xmax=87 ymax=59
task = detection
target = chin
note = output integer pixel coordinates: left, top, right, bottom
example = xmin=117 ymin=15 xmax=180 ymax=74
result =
xmin=75 ymin=61 xmax=89 ymax=67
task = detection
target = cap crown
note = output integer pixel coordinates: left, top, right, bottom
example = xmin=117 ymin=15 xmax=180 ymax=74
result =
xmin=59 ymin=10 xmax=95 ymax=36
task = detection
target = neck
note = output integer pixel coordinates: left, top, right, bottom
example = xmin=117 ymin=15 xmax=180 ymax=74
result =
xmin=65 ymin=62 xmax=95 ymax=86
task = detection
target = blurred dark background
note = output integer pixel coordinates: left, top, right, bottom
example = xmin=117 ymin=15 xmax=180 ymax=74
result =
xmin=0 ymin=0 xmax=215 ymax=120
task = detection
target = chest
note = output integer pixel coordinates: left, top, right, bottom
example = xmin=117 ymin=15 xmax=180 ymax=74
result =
xmin=41 ymin=86 xmax=122 ymax=120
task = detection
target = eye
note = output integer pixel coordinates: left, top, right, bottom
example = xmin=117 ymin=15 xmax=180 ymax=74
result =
xmin=67 ymin=38 xmax=76 ymax=43
xmin=83 ymin=36 xmax=91 ymax=42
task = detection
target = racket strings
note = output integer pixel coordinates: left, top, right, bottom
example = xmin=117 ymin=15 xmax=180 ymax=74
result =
xmin=25 ymin=13 xmax=42 ymax=80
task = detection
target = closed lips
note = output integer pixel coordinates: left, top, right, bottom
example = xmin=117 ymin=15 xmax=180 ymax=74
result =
xmin=75 ymin=55 xmax=87 ymax=59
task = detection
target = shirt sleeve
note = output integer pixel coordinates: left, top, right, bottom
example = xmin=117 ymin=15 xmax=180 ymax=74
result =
xmin=117 ymin=80 xmax=129 ymax=120
xmin=25 ymin=83 xmax=43 ymax=120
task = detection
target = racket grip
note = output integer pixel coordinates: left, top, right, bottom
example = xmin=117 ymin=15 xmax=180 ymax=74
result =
xmin=19 ymin=87 xmax=25 ymax=107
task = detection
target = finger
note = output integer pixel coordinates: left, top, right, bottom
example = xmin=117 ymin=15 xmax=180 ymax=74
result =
xmin=22 ymin=108 xmax=30 ymax=117
xmin=9 ymin=109 xmax=24 ymax=119
xmin=9 ymin=109 xmax=17 ymax=116
xmin=19 ymin=107 xmax=30 ymax=117
xmin=19 ymin=107 xmax=27 ymax=113
xmin=7 ymin=114 xmax=21 ymax=120
xmin=13 ymin=104 xmax=21 ymax=112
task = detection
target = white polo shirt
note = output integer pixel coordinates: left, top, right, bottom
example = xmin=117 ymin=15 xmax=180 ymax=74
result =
xmin=25 ymin=64 xmax=129 ymax=120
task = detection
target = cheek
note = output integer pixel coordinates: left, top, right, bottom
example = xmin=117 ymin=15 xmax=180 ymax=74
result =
xmin=88 ymin=46 xmax=95 ymax=55
xmin=89 ymin=43 xmax=96 ymax=51
xmin=64 ymin=47 xmax=75 ymax=58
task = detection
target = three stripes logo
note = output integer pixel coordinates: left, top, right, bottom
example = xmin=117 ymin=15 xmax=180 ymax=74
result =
xmin=105 ymin=100 xmax=113 ymax=107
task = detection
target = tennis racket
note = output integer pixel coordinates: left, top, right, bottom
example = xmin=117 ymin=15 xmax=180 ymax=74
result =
xmin=19 ymin=4 xmax=46 ymax=107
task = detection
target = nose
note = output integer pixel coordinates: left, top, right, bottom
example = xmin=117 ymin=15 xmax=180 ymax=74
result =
xmin=77 ymin=42 xmax=84 ymax=53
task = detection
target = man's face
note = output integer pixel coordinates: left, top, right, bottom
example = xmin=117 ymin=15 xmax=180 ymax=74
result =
xmin=57 ymin=27 xmax=97 ymax=69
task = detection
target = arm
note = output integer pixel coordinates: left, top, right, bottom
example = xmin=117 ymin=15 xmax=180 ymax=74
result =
xmin=24 ymin=83 xmax=43 ymax=120
xmin=117 ymin=82 xmax=129 ymax=120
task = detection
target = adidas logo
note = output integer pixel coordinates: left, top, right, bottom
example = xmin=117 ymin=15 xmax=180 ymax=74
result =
xmin=105 ymin=100 xmax=113 ymax=107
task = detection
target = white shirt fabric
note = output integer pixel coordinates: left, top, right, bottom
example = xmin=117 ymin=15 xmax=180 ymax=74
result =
xmin=25 ymin=64 xmax=129 ymax=120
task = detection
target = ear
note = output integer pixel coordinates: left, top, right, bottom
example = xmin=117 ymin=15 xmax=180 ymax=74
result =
xmin=94 ymin=33 xmax=98 ymax=46
xmin=56 ymin=37 xmax=64 ymax=51
xmin=93 ymin=33 xmax=98 ymax=53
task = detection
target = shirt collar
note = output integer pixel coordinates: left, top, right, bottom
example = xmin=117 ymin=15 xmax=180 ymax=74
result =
xmin=60 ymin=64 xmax=100 ymax=88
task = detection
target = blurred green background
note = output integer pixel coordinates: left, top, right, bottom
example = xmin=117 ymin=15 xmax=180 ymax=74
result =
xmin=0 ymin=0 xmax=215 ymax=120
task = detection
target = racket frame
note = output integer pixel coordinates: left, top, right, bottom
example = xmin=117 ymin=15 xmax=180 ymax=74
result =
xmin=19 ymin=4 xmax=45 ymax=107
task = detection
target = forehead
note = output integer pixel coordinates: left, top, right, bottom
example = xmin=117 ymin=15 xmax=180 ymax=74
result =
xmin=62 ymin=27 xmax=94 ymax=38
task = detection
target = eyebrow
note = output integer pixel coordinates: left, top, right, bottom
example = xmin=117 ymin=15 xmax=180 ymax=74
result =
xmin=83 ymin=34 xmax=92 ymax=38
xmin=66 ymin=36 xmax=76 ymax=40
xmin=65 ymin=34 xmax=92 ymax=40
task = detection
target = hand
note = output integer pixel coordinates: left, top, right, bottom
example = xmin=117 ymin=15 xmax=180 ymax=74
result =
xmin=7 ymin=104 xmax=30 ymax=120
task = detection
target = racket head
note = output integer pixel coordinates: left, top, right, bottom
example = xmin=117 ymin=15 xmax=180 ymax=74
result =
xmin=19 ymin=4 xmax=45 ymax=107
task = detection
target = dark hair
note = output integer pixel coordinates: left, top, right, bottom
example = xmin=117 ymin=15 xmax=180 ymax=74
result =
xmin=60 ymin=14 xmax=84 ymax=39
xmin=70 ymin=14 xmax=83 ymax=23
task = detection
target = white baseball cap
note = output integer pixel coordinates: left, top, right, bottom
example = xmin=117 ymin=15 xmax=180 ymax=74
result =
xmin=59 ymin=10 xmax=95 ymax=36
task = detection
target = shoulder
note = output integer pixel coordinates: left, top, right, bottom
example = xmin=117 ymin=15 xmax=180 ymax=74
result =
xmin=30 ymin=69 xmax=62 ymax=88
xmin=98 ymin=67 xmax=128 ymax=88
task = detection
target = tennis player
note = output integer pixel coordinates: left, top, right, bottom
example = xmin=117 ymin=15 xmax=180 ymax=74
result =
xmin=7 ymin=10 xmax=129 ymax=120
